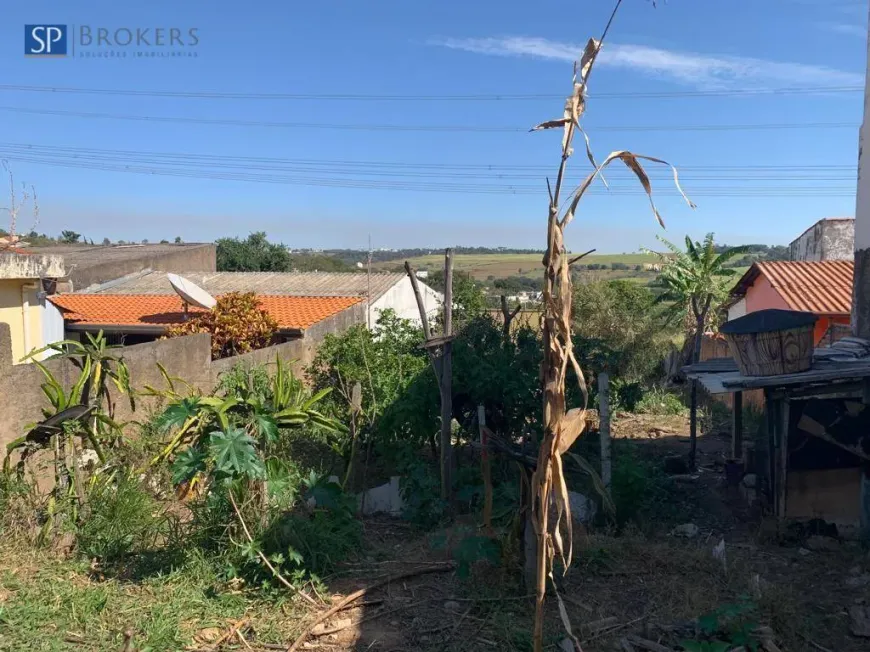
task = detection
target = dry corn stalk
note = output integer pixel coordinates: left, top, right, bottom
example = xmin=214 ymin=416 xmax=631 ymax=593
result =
xmin=530 ymin=4 xmax=694 ymax=650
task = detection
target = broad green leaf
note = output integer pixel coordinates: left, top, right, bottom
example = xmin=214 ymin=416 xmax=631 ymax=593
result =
xmin=171 ymin=445 xmax=208 ymax=485
xmin=209 ymin=427 xmax=264 ymax=480
xmin=253 ymin=414 xmax=279 ymax=443
xmin=156 ymin=397 xmax=202 ymax=432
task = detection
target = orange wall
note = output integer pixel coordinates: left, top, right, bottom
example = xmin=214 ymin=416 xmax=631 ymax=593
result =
xmin=744 ymin=276 xmax=849 ymax=345
xmin=744 ymin=276 xmax=790 ymax=313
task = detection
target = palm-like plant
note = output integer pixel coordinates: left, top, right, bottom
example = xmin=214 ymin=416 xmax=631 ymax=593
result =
xmin=648 ymin=234 xmax=747 ymax=468
xmin=8 ymin=331 xmax=134 ymax=467
xmin=649 ymin=233 xmax=748 ymax=362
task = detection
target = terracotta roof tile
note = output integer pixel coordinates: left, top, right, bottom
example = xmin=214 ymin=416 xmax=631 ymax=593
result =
xmin=49 ymin=294 xmax=362 ymax=331
xmin=742 ymin=261 xmax=854 ymax=315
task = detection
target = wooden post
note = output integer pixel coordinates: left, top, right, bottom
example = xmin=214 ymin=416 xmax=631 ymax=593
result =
xmin=689 ymin=380 xmax=698 ymax=468
xmin=732 ymin=391 xmax=743 ymax=461
xmin=403 ymin=261 xmax=432 ymax=340
xmin=478 ymin=405 xmax=493 ymax=530
xmin=598 ymin=372 xmax=612 ymax=495
xmin=440 ymin=249 xmax=454 ymax=502
xmin=777 ymin=399 xmax=790 ymax=520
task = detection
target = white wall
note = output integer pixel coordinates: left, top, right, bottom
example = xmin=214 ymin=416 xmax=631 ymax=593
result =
xmin=727 ymin=297 xmax=747 ymax=322
xmin=371 ymin=277 xmax=442 ymax=327
xmin=39 ymin=298 xmax=66 ymax=360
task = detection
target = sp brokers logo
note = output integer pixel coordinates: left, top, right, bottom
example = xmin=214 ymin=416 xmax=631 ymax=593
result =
xmin=25 ymin=25 xmax=67 ymax=56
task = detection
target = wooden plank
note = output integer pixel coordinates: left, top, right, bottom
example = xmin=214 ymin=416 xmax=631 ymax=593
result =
xmin=732 ymin=391 xmax=743 ymax=460
xmin=419 ymin=334 xmax=457 ymax=349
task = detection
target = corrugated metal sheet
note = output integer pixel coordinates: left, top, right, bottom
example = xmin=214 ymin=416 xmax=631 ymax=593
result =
xmin=80 ymin=271 xmax=404 ymax=300
xmin=757 ymin=260 xmax=853 ymax=315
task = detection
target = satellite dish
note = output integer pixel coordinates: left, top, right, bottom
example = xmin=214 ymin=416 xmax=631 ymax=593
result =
xmin=167 ymin=273 xmax=217 ymax=310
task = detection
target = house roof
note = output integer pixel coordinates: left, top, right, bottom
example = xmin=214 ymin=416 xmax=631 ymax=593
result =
xmin=49 ymin=294 xmax=362 ymax=333
xmin=79 ymin=270 xmax=406 ymax=300
xmin=730 ymin=260 xmax=853 ymax=315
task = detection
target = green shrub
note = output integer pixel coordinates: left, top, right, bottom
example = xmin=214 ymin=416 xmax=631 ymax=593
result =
xmin=610 ymin=444 xmax=674 ymax=526
xmin=259 ymin=474 xmax=361 ymax=581
xmin=636 ymin=388 xmax=687 ymax=416
xmin=76 ymin=475 xmax=171 ymax=564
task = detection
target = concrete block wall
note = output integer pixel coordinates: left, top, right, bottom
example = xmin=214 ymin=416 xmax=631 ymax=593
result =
xmin=789 ymin=219 xmax=855 ymax=262
xmin=0 ymin=303 xmax=364 ymax=448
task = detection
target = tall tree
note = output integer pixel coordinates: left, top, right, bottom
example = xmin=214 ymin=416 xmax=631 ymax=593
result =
xmin=60 ymin=230 xmax=81 ymax=244
xmin=650 ymin=233 xmax=748 ymax=466
xmin=216 ymin=232 xmax=291 ymax=272
xmin=651 ymin=233 xmax=748 ymax=357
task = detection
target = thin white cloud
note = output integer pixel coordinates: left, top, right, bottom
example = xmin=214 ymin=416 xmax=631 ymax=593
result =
xmin=823 ymin=22 xmax=867 ymax=38
xmin=434 ymin=36 xmax=863 ymax=89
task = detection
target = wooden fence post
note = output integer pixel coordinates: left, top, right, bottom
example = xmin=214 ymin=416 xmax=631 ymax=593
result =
xmin=478 ymin=405 xmax=493 ymax=530
xmin=598 ymin=371 xmax=612 ymax=496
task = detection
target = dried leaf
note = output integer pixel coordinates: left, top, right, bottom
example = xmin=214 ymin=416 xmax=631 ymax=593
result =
xmin=617 ymin=153 xmax=664 ymax=227
xmin=567 ymin=348 xmax=588 ymax=409
xmin=561 ymin=150 xmax=695 ymax=230
xmin=567 ymin=452 xmax=616 ymax=517
xmin=531 ymin=118 xmax=570 ymax=132
xmin=553 ymin=452 xmax=573 ymax=569
xmin=579 ymin=38 xmax=600 ymax=83
xmin=551 ymin=569 xmax=584 ymax=651
xmin=578 ymin=127 xmax=608 ymax=189
xmin=557 ymin=408 xmax=587 ymax=455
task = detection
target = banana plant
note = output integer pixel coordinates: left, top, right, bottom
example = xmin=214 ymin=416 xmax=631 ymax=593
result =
xmin=149 ymin=357 xmax=345 ymax=493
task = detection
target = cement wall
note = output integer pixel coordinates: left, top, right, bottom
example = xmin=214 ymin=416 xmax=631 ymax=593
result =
xmin=0 ymin=252 xmax=65 ymax=279
xmin=70 ymin=244 xmax=216 ymax=291
xmin=789 ymin=219 xmax=854 ymax=262
xmin=0 ymin=301 xmax=364 ymax=448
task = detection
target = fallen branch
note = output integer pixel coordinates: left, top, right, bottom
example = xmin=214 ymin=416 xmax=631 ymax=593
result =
xmin=287 ymin=563 xmax=457 ymax=651
xmin=235 ymin=628 xmax=255 ymax=652
xmin=228 ymin=492 xmax=319 ymax=608
xmin=444 ymin=605 xmax=474 ymax=645
xmin=209 ymin=618 xmax=249 ymax=651
xmin=798 ymin=635 xmax=833 ymax=652
xmin=313 ymin=600 xmax=427 ymax=637
xmin=581 ymin=614 xmax=647 ymax=644
xmin=625 ymin=634 xmax=672 ymax=652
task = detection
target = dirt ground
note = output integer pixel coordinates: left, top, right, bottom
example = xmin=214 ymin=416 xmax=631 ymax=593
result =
xmin=289 ymin=415 xmax=870 ymax=651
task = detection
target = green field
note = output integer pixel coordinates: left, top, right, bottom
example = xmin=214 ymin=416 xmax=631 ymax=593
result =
xmin=374 ymin=252 xmax=663 ymax=281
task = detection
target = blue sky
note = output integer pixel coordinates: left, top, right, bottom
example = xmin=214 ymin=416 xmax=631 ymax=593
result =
xmin=3 ymin=0 xmax=868 ymax=251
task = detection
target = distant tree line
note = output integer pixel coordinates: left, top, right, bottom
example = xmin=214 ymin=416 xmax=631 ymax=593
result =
xmin=328 ymin=246 xmax=545 ymax=265
xmin=713 ymin=243 xmax=789 ymax=267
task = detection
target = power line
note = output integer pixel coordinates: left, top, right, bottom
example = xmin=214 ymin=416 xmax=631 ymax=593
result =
xmin=0 ymin=149 xmax=856 ymax=197
xmin=0 ymin=143 xmax=856 ymax=181
xmin=0 ymin=106 xmax=859 ymax=134
xmin=0 ymin=83 xmax=862 ymax=102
